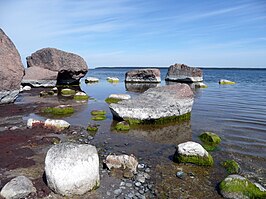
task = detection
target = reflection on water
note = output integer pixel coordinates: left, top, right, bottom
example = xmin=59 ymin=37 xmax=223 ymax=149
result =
xmin=111 ymin=120 xmax=192 ymax=145
xmin=125 ymin=82 xmax=160 ymax=93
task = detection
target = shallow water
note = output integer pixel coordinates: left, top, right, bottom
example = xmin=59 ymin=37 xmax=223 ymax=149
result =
xmin=22 ymin=67 xmax=266 ymax=190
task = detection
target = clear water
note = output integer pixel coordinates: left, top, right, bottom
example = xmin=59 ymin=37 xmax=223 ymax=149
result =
xmin=80 ymin=68 xmax=266 ymax=177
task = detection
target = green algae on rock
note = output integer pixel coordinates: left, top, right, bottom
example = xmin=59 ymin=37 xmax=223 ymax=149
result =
xmin=91 ymin=110 xmax=106 ymax=115
xmin=105 ymin=97 xmax=123 ymax=104
xmin=107 ymin=77 xmax=119 ymax=83
xmin=115 ymin=121 xmax=130 ymax=131
xmin=219 ymin=79 xmax=236 ymax=85
xmin=219 ymin=175 xmax=266 ymax=199
xmin=199 ymin=132 xmax=221 ymax=151
xmin=173 ymin=141 xmax=214 ymax=166
xmin=74 ymin=92 xmax=89 ymax=101
xmin=61 ymin=88 xmax=76 ymax=96
xmin=91 ymin=115 xmax=106 ymax=121
xmin=222 ymin=160 xmax=240 ymax=174
xmin=87 ymin=124 xmax=99 ymax=132
xmin=42 ymin=105 xmax=74 ymax=116
xmin=40 ymin=90 xmax=55 ymax=97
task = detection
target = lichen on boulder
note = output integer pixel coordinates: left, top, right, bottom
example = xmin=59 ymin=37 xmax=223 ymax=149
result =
xmin=173 ymin=141 xmax=214 ymax=166
xmin=219 ymin=175 xmax=266 ymax=199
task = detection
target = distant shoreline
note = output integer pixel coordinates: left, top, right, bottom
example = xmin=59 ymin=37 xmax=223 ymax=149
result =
xmin=94 ymin=66 xmax=266 ymax=70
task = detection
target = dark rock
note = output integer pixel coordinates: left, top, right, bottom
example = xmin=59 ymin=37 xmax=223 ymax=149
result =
xmin=125 ymin=69 xmax=161 ymax=83
xmin=25 ymin=48 xmax=88 ymax=85
xmin=125 ymin=82 xmax=160 ymax=93
xmin=165 ymin=63 xmax=203 ymax=82
xmin=0 ymin=28 xmax=24 ymax=103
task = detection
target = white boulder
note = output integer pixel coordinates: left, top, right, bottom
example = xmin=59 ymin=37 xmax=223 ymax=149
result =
xmin=44 ymin=119 xmax=70 ymax=131
xmin=108 ymin=94 xmax=131 ymax=100
xmin=0 ymin=176 xmax=36 ymax=199
xmin=45 ymin=142 xmax=100 ymax=196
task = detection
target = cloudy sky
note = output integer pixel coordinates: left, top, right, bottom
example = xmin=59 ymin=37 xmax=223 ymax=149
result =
xmin=1 ymin=0 xmax=266 ymax=68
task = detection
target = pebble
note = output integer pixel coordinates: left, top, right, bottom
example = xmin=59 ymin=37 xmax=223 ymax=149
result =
xmin=176 ymin=171 xmax=186 ymax=179
xmin=127 ymin=192 xmax=134 ymax=198
xmin=139 ymin=189 xmax=144 ymax=194
xmin=120 ymin=182 xmax=126 ymax=186
xmin=114 ymin=188 xmax=122 ymax=195
xmin=138 ymin=163 xmax=145 ymax=169
xmin=135 ymin=182 xmax=141 ymax=187
xmin=137 ymin=176 xmax=145 ymax=183
xmin=126 ymin=183 xmax=133 ymax=187
xmin=143 ymin=173 xmax=150 ymax=179
xmin=144 ymin=168 xmax=150 ymax=173
xmin=106 ymin=191 xmax=111 ymax=196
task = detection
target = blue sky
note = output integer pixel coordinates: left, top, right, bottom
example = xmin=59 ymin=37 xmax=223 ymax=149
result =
xmin=0 ymin=0 xmax=266 ymax=68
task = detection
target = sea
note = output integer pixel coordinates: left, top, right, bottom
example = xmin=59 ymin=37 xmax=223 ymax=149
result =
xmin=28 ymin=67 xmax=266 ymax=188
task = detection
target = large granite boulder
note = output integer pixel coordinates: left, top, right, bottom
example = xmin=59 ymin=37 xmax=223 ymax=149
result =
xmin=23 ymin=48 xmax=88 ymax=86
xmin=45 ymin=143 xmax=99 ymax=196
xmin=22 ymin=67 xmax=57 ymax=87
xmin=165 ymin=63 xmax=203 ymax=82
xmin=0 ymin=29 xmax=24 ymax=104
xmin=125 ymin=68 xmax=161 ymax=83
xmin=109 ymin=84 xmax=194 ymax=124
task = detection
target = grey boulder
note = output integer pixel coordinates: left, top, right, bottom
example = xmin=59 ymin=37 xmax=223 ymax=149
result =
xmin=0 ymin=28 xmax=24 ymax=104
xmin=109 ymin=84 xmax=194 ymax=123
xmin=165 ymin=63 xmax=203 ymax=82
xmin=125 ymin=68 xmax=161 ymax=83
xmin=0 ymin=176 xmax=36 ymax=199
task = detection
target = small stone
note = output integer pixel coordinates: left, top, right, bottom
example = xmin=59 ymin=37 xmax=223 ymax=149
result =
xmin=127 ymin=192 xmax=135 ymax=198
xmin=138 ymin=163 xmax=145 ymax=169
xmin=120 ymin=182 xmax=126 ymax=186
xmin=148 ymin=184 xmax=153 ymax=190
xmin=144 ymin=168 xmax=150 ymax=173
xmin=135 ymin=182 xmax=141 ymax=187
xmin=126 ymin=183 xmax=133 ymax=187
xmin=139 ymin=189 xmax=144 ymax=194
xmin=106 ymin=191 xmax=111 ymax=196
xmin=143 ymin=173 xmax=150 ymax=180
xmin=176 ymin=171 xmax=185 ymax=179
xmin=137 ymin=176 xmax=146 ymax=183
xmin=114 ymin=188 xmax=122 ymax=195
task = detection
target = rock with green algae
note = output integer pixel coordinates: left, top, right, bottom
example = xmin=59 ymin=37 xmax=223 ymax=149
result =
xmin=74 ymin=91 xmax=89 ymax=101
xmin=40 ymin=90 xmax=55 ymax=97
xmin=173 ymin=141 xmax=214 ymax=166
xmin=42 ymin=105 xmax=74 ymax=116
xmin=219 ymin=79 xmax=236 ymax=85
xmin=91 ymin=115 xmax=106 ymax=121
xmin=222 ymin=160 xmax=241 ymax=174
xmin=91 ymin=110 xmax=106 ymax=115
xmin=219 ymin=175 xmax=266 ymax=199
xmin=115 ymin=121 xmax=130 ymax=131
xmin=107 ymin=77 xmax=119 ymax=83
xmin=61 ymin=88 xmax=76 ymax=96
xmin=199 ymin=132 xmax=221 ymax=151
xmin=87 ymin=124 xmax=99 ymax=132
xmin=105 ymin=97 xmax=123 ymax=104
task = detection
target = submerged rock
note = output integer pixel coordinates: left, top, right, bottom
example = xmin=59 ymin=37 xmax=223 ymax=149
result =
xmin=115 ymin=121 xmax=130 ymax=131
xmin=108 ymin=94 xmax=131 ymax=100
xmin=25 ymin=47 xmax=88 ymax=85
xmin=222 ymin=160 xmax=241 ymax=174
xmin=199 ymin=132 xmax=221 ymax=151
xmin=125 ymin=68 xmax=161 ymax=83
xmin=0 ymin=28 xmax=24 ymax=104
xmin=173 ymin=141 xmax=214 ymax=166
xmin=104 ymin=154 xmax=138 ymax=173
xmin=109 ymin=84 xmax=194 ymax=124
xmin=45 ymin=143 xmax=100 ymax=196
xmin=0 ymin=176 xmax=36 ymax=199
xmin=219 ymin=175 xmax=266 ymax=199
xmin=165 ymin=63 xmax=203 ymax=82
xmin=85 ymin=77 xmax=99 ymax=83
xmin=219 ymin=79 xmax=236 ymax=85
xmin=74 ymin=91 xmax=89 ymax=101
xmin=42 ymin=105 xmax=74 ymax=116
xmin=107 ymin=77 xmax=119 ymax=83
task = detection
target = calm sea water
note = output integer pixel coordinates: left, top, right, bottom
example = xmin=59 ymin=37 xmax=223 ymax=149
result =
xmin=79 ymin=68 xmax=266 ymax=174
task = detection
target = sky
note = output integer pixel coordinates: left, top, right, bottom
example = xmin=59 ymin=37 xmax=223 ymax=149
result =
xmin=0 ymin=0 xmax=266 ymax=68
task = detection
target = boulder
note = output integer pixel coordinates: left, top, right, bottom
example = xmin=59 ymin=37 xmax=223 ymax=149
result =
xmin=194 ymin=82 xmax=208 ymax=88
xmin=104 ymin=154 xmax=138 ymax=173
xmin=44 ymin=119 xmax=70 ymax=131
xmin=85 ymin=77 xmax=99 ymax=83
xmin=26 ymin=48 xmax=88 ymax=85
xmin=107 ymin=77 xmax=119 ymax=83
xmin=0 ymin=176 xmax=36 ymax=199
xmin=125 ymin=82 xmax=160 ymax=92
xmin=165 ymin=63 xmax=203 ymax=82
xmin=108 ymin=94 xmax=131 ymax=100
xmin=45 ymin=143 xmax=99 ymax=196
xmin=173 ymin=141 xmax=213 ymax=166
xmin=109 ymin=84 xmax=194 ymax=124
xmin=219 ymin=79 xmax=236 ymax=85
xmin=222 ymin=160 xmax=241 ymax=174
xmin=125 ymin=68 xmax=161 ymax=83
xmin=219 ymin=175 xmax=266 ymax=199
xmin=74 ymin=91 xmax=89 ymax=101
xmin=199 ymin=132 xmax=221 ymax=151
xmin=22 ymin=67 xmax=57 ymax=87
xmin=0 ymin=28 xmax=24 ymax=104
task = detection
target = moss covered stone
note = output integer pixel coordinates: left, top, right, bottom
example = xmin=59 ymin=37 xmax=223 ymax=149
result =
xmin=40 ymin=90 xmax=55 ymax=97
xmin=87 ymin=124 xmax=99 ymax=132
xmin=61 ymin=88 xmax=76 ymax=96
xmin=222 ymin=160 xmax=240 ymax=174
xmin=105 ymin=97 xmax=122 ymax=104
xmin=92 ymin=115 xmax=106 ymax=121
xmin=219 ymin=79 xmax=236 ymax=85
xmin=107 ymin=77 xmax=119 ymax=83
xmin=174 ymin=153 xmax=214 ymax=166
xmin=42 ymin=105 xmax=74 ymax=116
xmin=115 ymin=121 xmax=130 ymax=131
xmin=219 ymin=175 xmax=266 ymax=199
xmin=91 ymin=110 xmax=106 ymax=115
xmin=199 ymin=132 xmax=221 ymax=151
xmin=126 ymin=112 xmax=191 ymax=125
xmin=74 ymin=92 xmax=89 ymax=101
